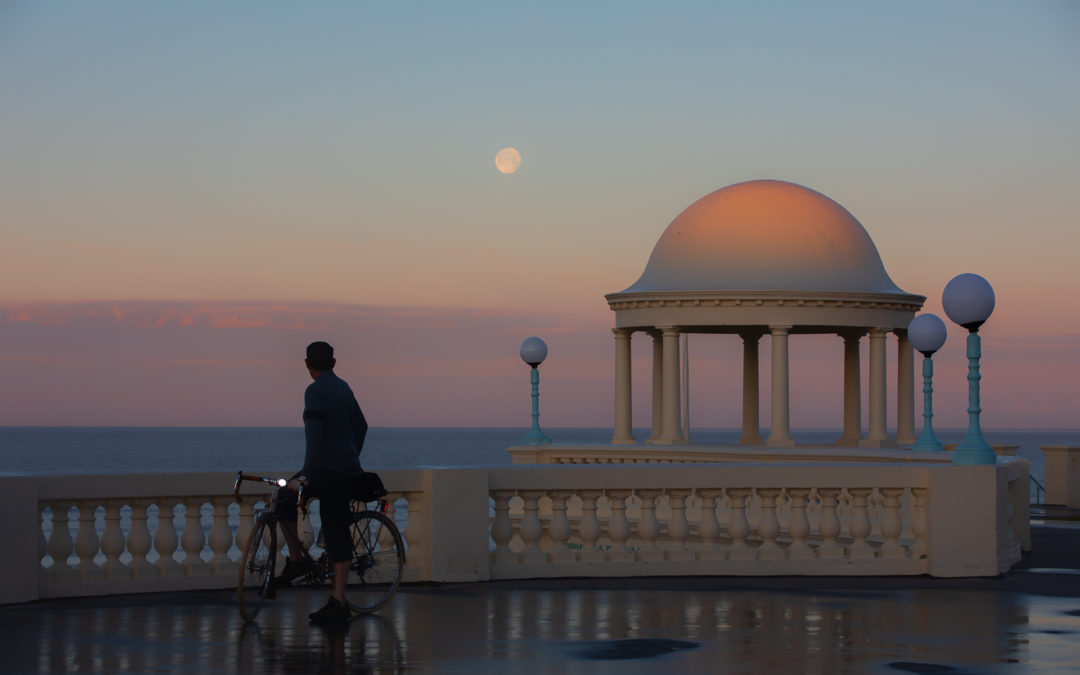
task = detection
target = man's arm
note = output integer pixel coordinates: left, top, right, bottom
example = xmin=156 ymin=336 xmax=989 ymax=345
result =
xmin=352 ymin=400 xmax=368 ymax=456
xmin=300 ymin=385 xmax=327 ymax=477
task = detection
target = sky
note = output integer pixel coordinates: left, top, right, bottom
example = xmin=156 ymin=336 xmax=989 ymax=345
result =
xmin=1 ymin=1 xmax=1078 ymax=430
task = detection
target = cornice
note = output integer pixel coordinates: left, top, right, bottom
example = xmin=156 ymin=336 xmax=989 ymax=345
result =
xmin=605 ymin=289 xmax=926 ymax=312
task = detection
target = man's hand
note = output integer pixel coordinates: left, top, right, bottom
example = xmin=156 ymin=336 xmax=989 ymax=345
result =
xmin=287 ymin=477 xmax=306 ymax=492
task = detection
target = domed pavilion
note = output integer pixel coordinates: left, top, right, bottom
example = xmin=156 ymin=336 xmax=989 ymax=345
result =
xmin=605 ymin=179 xmax=925 ymax=448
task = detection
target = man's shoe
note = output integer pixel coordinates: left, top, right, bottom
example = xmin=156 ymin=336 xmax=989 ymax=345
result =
xmin=274 ymin=558 xmax=315 ymax=586
xmin=309 ymin=597 xmax=351 ymax=624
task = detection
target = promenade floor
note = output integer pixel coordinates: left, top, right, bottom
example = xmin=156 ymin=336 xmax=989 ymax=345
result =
xmin=2 ymin=523 xmax=1078 ymax=675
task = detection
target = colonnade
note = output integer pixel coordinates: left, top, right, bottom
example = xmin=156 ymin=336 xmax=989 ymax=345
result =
xmin=611 ymin=326 xmax=916 ymax=448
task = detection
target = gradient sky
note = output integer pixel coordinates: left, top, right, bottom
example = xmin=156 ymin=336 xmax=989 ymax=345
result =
xmin=2 ymin=1 xmax=1078 ymax=429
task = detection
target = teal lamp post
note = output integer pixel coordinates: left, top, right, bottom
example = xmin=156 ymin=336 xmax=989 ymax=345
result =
xmin=941 ymin=273 xmax=996 ymax=465
xmin=520 ymin=337 xmax=551 ymax=445
xmin=908 ymin=313 xmax=947 ymax=452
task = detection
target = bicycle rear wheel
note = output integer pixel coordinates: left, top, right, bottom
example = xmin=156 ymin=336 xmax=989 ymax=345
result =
xmin=345 ymin=509 xmax=404 ymax=614
xmin=238 ymin=519 xmax=277 ymax=621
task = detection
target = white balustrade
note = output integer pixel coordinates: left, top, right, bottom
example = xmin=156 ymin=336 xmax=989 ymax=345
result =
xmin=7 ymin=461 xmax=1026 ymax=603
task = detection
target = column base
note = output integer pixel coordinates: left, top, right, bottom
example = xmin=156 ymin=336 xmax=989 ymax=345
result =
xmin=766 ymin=437 xmax=796 ymax=448
xmin=894 ymin=434 xmax=917 ymax=446
xmin=738 ymin=435 xmax=765 ymax=446
xmin=610 ymin=436 xmax=637 ymax=445
xmin=835 ymin=435 xmax=862 ymax=447
xmin=652 ymin=437 xmax=684 ymax=446
xmin=859 ymin=438 xmax=897 ymax=449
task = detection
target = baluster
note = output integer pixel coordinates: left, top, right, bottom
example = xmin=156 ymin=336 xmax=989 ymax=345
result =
xmin=633 ymin=489 xmax=664 ymax=562
xmin=298 ymin=505 xmax=316 ymax=551
xmin=234 ymin=499 xmax=256 ymax=561
xmin=816 ymin=488 xmax=843 ymax=560
xmin=577 ymin=490 xmax=605 ymax=563
xmin=180 ymin=498 xmax=207 ymax=574
xmin=400 ymin=494 xmax=422 ymax=577
xmin=666 ymin=489 xmax=693 ymax=562
xmin=519 ymin=491 xmax=545 ymax=564
xmin=847 ymin=488 xmax=875 ymax=560
xmin=547 ymin=490 xmax=576 ymax=564
xmin=786 ymin=488 xmax=813 ymax=559
xmin=696 ymin=489 xmax=723 ymax=561
xmin=879 ymin=488 xmax=906 ymax=558
xmin=38 ymin=507 xmax=48 ymax=571
xmin=756 ymin=488 xmax=783 ymax=560
xmin=100 ymin=500 xmax=126 ymax=577
xmin=127 ymin=499 xmax=153 ymax=578
xmin=47 ymin=502 xmax=75 ymax=580
xmin=154 ymin=500 xmax=181 ymax=574
xmin=910 ymin=488 xmax=928 ymax=564
xmin=491 ymin=490 xmax=517 ymax=565
xmin=605 ymin=489 xmax=633 ymax=562
xmin=375 ymin=498 xmax=397 ymax=553
xmin=208 ymin=497 xmax=234 ymax=573
xmin=726 ymin=488 xmax=753 ymax=561
xmin=74 ymin=501 xmax=102 ymax=580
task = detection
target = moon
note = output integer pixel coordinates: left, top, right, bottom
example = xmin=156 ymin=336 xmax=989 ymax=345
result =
xmin=494 ymin=147 xmax=521 ymax=174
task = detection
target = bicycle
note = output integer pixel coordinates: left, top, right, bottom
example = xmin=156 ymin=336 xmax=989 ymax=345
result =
xmin=232 ymin=471 xmax=405 ymax=622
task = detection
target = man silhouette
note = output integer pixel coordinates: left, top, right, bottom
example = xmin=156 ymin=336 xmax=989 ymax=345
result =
xmin=274 ymin=341 xmax=368 ymax=623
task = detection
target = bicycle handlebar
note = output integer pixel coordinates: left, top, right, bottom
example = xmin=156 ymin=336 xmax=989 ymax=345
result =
xmin=232 ymin=471 xmax=288 ymax=503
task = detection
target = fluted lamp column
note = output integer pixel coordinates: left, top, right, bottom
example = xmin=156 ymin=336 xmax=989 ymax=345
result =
xmin=908 ymin=314 xmax=948 ymax=452
xmin=942 ymin=273 xmax=996 ymax=465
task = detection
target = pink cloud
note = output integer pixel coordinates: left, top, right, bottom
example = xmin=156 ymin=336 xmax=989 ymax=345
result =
xmin=0 ymin=299 xmax=1075 ymax=429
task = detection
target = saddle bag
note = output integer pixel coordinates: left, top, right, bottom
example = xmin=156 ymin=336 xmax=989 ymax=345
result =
xmin=353 ymin=471 xmax=388 ymax=502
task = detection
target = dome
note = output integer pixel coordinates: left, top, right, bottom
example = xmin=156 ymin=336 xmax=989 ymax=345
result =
xmin=623 ymin=180 xmax=904 ymax=294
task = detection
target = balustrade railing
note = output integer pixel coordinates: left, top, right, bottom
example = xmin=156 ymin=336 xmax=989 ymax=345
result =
xmin=0 ymin=457 xmax=1031 ymax=604
xmin=486 ymin=465 xmax=935 ymax=578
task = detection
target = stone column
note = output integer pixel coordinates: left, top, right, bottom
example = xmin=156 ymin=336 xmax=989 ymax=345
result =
xmin=895 ymin=329 xmax=916 ymax=445
xmin=767 ymin=325 xmax=795 ymax=447
xmin=861 ymin=327 xmax=894 ymax=447
xmin=739 ymin=331 xmax=764 ymax=445
xmin=836 ymin=331 xmax=864 ymax=446
xmin=647 ymin=331 xmax=663 ymax=443
xmin=658 ymin=326 xmax=682 ymax=444
xmin=611 ymin=328 xmax=635 ymax=444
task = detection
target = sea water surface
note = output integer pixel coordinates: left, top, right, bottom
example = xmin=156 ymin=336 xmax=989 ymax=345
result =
xmin=1 ymin=427 xmax=1076 ymax=485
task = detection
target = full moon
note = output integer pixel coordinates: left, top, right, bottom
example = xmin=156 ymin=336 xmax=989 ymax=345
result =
xmin=494 ymin=147 xmax=521 ymax=174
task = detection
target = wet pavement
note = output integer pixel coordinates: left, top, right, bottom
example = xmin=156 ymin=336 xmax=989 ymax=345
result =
xmin=2 ymin=524 xmax=1079 ymax=674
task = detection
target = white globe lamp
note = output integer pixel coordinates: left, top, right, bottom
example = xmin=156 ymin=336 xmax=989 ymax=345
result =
xmin=908 ymin=314 xmax=947 ymax=452
xmin=941 ymin=273 xmax=996 ymax=464
xmin=520 ymin=337 xmax=550 ymax=445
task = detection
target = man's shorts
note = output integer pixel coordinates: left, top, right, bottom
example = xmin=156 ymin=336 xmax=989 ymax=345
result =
xmin=273 ymin=470 xmax=357 ymax=564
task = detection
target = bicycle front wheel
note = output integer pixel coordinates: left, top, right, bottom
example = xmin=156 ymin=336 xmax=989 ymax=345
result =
xmin=346 ymin=510 xmax=404 ymax=614
xmin=238 ymin=518 xmax=277 ymax=622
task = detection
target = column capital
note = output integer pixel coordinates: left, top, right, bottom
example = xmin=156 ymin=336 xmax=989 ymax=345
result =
xmin=739 ymin=329 xmax=767 ymax=344
xmin=768 ymin=325 xmax=793 ymax=336
xmin=659 ymin=326 xmax=681 ymax=337
xmin=868 ymin=326 xmax=890 ymax=338
xmin=839 ymin=329 xmax=867 ymax=343
xmin=893 ymin=328 xmax=910 ymax=339
xmin=611 ymin=327 xmax=633 ymax=338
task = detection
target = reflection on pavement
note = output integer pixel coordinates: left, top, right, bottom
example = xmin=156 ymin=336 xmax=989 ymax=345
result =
xmin=1 ymin=586 xmax=1078 ymax=674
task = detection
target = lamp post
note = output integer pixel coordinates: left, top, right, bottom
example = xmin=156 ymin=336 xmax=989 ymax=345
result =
xmin=941 ymin=273 xmax=996 ymax=465
xmin=520 ymin=337 xmax=551 ymax=445
xmin=908 ymin=313 xmax=947 ymax=452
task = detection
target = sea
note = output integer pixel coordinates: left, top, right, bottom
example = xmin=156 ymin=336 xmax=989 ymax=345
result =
xmin=1 ymin=426 xmax=1077 ymax=486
